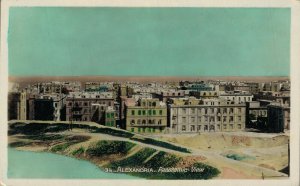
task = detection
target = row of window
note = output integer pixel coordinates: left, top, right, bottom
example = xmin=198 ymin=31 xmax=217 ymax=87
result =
xmin=174 ymin=116 xmax=242 ymax=123
xmin=130 ymin=127 xmax=164 ymax=133
xmin=173 ymin=108 xmax=242 ymax=114
xmin=67 ymin=101 xmax=113 ymax=107
xmin=250 ymin=110 xmax=267 ymax=116
xmin=172 ymin=123 xmax=242 ymax=131
xmin=131 ymin=109 xmax=163 ymax=116
xmin=130 ymin=119 xmax=163 ymax=125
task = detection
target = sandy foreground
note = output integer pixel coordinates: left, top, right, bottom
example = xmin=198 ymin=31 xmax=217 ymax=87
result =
xmin=8 ymin=121 xmax=289 ymax=179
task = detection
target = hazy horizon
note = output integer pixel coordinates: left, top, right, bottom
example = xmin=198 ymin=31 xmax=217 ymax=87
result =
xmin=9 ymin=75 xmax=290 ymax=84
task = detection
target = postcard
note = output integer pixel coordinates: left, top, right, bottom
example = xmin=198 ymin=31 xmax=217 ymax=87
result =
xmin=0 ymin=0 xmax=300 ymax=186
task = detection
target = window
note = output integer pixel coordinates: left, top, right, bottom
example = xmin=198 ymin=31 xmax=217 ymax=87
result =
xmin=229 ymin=116 xmax=234 ymax=122
xmin=182 ymin=117 xmax=187 ymax=123
xmin=217 ymin=124 xmax=220 ymax=130
xmin=182 ymin=125 xmax=186 ymax=131
xmin=197 ymin=125 xmax=201 ymax=131
xmin=131 ymin=120 xmax=135 ymax=125
xmin=148 ymin=110 xmax=152 ymax=115
xmin=191 ymin=108 xmax=195 ymax=114
xmin=131 ymin=110 xmax=135 ymax=115
xmin=182 ymin=108 xmax=186 ymax=114
xmin=153 ymin=110 xmax=156 ymax=115
xmin=204 ymin=125 xmax=208 ymax=131
xmin=238 ymin=108 xmax=241 ymax=113
xmin=142 ymin=120 xmax=146 ymax=124
xmin=238 ymin=124 xmax=242 ymax=129
xmin=223 ymin=116 xmax=227 ymax=122
xmin=238 ymin=116 xmax=241 ymax=121
xmin=84 ymin=102 xmax=88 ymax=106
xmin=198 ymin=117 xmax=202 ymax=122
xmin=223 ymin=124 xmax=227 ymax=129
xmin=230 ymin=124 xmax=233 ymax=129
xmin=158 ymin=119 xmax=162 ymax=124
xmin=142 ymin=110 xmax=146 ymax=115
xmin=205 ymin=109 xmax=207 ymax=114
xmin=159 ymin=110 xmax=163 ymax=115
xmin=191 ymin=125 xmax=195 ymax=132
xmin=137 ymin=119 xmax=141 ymax=124
xmin=191 ymin=117 xmax=195 ymax=123
xmin=131 ymin=128 xmax=134 ymax=132
xmin=217 ymin=116 xmax=221 ymax=122
xmin=138 ymin=128 xmax=141 ymax=132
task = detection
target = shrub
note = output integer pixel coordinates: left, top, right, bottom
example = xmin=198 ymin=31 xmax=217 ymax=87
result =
xmin=92 ymin=128 xmax=134 ymax=138
xmin=144 ymin=151 xmax=181 ymax=169
xmin=86 ymin=140 xmax=135 ymax=157
xmin=108 ymin=148 xmax=157 ymax=169
xmin=51 ymin=142 xmax=75 ymax=152
xmin=72 ymin=147 xmax=85 ymax=156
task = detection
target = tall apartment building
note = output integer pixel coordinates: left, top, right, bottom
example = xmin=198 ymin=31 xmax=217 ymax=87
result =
xmin=66 ymin=92 xmax=114 ymax=123
xmin=125 ymin=98 xmax=167 ymax=133
xmin=169 ymin=98 xmax=246 ymax=133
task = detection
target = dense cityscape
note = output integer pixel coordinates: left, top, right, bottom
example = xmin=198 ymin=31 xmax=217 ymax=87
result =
xmin=8 ymin=78 xmax=290 ymax=134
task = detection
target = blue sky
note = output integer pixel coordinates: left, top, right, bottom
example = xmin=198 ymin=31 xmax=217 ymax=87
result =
xmin=8 ymin=7 xmax=291 ymax=76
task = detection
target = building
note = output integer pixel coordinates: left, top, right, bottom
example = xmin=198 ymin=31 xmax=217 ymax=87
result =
xmin=219 ymin=93 xmax=253 ymax=104
xmin=245 ymin=101 xmax=268 ymax=130
xmin=189 ymin=91 xmax=219 ymax=99
xmin=152 ymin=90 xmax=185 ymax=102
xmin=66 ymin=92 xmax=114 ymax=123
xmin=185 ymin=83 xmax=213 ymax=92
xmin=8 ymin=92 xmax=21 ymax=120
xmin=104 ymin=106 xmax=116 ymax=127
xmin=267 ymin=105 xmax=285 ymax=133
xmin=125 ymin=98 xmax=167 ymax=133
xmin=169 ymin=98 xmax=246 ymax=133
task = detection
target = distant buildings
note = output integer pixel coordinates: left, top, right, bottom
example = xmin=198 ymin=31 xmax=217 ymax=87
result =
xmin=7 ymin=79 xmax=291 ymax=134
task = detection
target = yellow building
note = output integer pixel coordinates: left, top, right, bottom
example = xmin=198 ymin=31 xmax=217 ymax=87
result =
xmin=126 ymin=98 xmax=167 ymax=133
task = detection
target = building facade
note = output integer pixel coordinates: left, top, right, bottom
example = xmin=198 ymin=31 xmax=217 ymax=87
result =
xmin=125 ymin=98 xmax=167 ymax=133
xmin=169 ymin=99 xmax=246 ymax=133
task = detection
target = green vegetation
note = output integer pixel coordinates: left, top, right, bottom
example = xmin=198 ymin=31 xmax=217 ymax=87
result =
xmin=130 ymin=137 xmax=191 ymax=153
xmin=72 ymin=147 xmax=85 ymax=156
xmin=144 ymin=151 xmax=181 ymax=168
xmin=9 ymin=141 xmax=31 ymax=147
xmin=87 ymin=140 xmax=135 ymax=157
xmin=92 ymin=128 xmax=134 ymax=138
xmin=51 ymin=142 xmax=75 ymax=152
xmin=21 ymin=134 xmax=65 ymax=141
xmin=225 ymin=154 xmax=256 ymax=161
xmin=108 ymin=148 xmax=157 ymax=169
xmin=8 ymin=122 xmax=134 ymax=138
